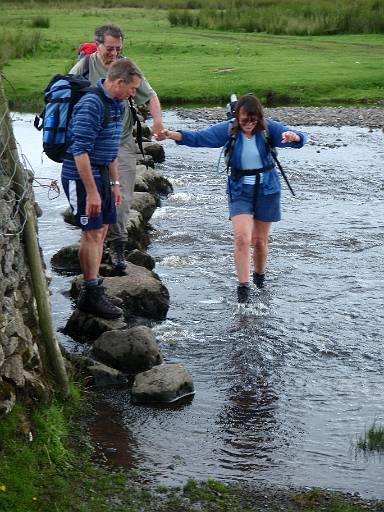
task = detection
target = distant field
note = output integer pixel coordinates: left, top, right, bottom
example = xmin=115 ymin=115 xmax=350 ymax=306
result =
xmin=0 ymin=5 xmax=383 ymax=110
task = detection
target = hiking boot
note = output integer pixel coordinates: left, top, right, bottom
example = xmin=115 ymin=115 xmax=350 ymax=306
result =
xmin=109 ymin=241 xmax=127 ymax=271
xmin=253 ymin=272 xmax=265 ymax=289
xmin=97 ymin=278 xmax=124 ymax=307
xmin=77 ymin=284 xmax=123 ymax=320
xmin=237 ymin=284 xmax=250 ymax=304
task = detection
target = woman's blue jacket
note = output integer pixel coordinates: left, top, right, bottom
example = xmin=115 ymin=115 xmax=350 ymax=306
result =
xmin=177 ymin=119 xmax=307 ymax=196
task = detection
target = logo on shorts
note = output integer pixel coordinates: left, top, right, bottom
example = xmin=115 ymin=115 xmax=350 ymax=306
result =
xmin=80 ymin=215 xmax=88 ymax=226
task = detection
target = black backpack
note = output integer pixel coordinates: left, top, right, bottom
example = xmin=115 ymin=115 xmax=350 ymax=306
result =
xmin=34 ymin=74 xmax=111 ymax=163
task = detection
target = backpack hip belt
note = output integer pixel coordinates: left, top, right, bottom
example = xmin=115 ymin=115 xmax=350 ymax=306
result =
xmin=228 ymin=163 xmax=275 ymax=217
xmin=230 ymin=162 xmax=275 ymax=179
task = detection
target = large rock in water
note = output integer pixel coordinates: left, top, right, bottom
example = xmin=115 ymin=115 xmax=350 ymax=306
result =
xmin=63 ymin=308 xmax=127 ymax=342
xmin=70 ymin=265 xmax=170 ymax=321
xmin=131 ymin=363 xmax=195 ymax=404
xmin=135 ymin=165 xmax=173 ymax=197
xmin=131 ymin=191 xmax=157 ymax=222
xmin=141 ymin=142 xmax=165 ymax=163
xmin=93 ymin=326 xmax=162 ymax=373
xmin=51 ymin=244 xmax=81 ymax=274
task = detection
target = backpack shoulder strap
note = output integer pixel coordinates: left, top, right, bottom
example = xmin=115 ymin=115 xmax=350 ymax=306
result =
xmin=81 ymin=54 xmax=91 ymax=79
xmin=224 ymin=119 xmax=236 ymax=172
xmin=128 ymin=97 xmax=145 ymax=160
xmin=81 ymin=86 xmax=111 ymax=128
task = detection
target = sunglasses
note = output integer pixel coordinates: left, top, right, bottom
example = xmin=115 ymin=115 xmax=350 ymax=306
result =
xmin=239 ymin=117 xmax=257 ymax=125
xmin=101 ymin=43 xmax=122 ymax=53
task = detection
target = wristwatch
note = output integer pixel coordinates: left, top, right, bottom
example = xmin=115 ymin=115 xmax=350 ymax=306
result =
xmin=110 ymin=181 xmax=120 ymax=186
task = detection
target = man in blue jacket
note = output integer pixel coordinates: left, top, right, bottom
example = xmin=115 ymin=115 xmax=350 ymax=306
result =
xmin=62 ymin=58 xmax=142 ymax=319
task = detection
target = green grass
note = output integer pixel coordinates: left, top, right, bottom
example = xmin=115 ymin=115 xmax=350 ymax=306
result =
xmin=31 ymin=16 xmax=50 ymax=28
xmin=168 ymin=0 xmax=384 ymax=35
xmin=0 ymin=4 xmax=383 ymax=110
xmin=358 ymin=422 xmax=384 ymax=452
xmin=1 ymin=387 xmax=384 ymax=511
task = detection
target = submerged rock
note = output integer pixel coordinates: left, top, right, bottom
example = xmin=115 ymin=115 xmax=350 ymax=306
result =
xmin=51 ymin=244 xmax=81 ymax=274
xmin=93 ymin=325 xmax=162 ymax=373
xmin=131 ymin=363 xmax=195 ymax=404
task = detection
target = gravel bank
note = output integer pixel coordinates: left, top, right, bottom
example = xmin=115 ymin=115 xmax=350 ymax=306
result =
xmin=176 ymin=106 xmax=384 ymax=129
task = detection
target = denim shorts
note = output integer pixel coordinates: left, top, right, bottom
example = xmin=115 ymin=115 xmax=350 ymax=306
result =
xmin=228 ymin=185 xmax=281 ymax=222
xmin=62 ymin=175 xmax=116 ymax=230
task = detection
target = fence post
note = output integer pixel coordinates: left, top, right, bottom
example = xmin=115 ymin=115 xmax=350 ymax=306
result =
xmin=0 ymin=74 xmax=69 ymax=398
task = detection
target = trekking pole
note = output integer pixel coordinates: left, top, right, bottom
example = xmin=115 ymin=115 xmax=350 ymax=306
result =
xmin=271 ymin=152 xmax=295 ymax=196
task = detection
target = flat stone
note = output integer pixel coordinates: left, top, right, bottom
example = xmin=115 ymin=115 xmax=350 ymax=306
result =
xmin=93 ymin=325 xmax=162 ymax=373
xmin=131 ymin=363 xmax=195 ymax=404
xmin=87 ymin=361 xmax=127 ymax=387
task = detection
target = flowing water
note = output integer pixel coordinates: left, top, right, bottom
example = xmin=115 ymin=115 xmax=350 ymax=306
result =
xmin=13 ymin=111 xmax=384 ymax=498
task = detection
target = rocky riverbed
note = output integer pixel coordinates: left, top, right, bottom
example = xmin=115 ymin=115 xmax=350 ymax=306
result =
xmin=176 ymin=106 xmax=384 ymax=129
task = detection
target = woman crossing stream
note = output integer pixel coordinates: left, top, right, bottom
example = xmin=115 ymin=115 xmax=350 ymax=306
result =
xmin=13 ymin=108 xmax=384 ymax=498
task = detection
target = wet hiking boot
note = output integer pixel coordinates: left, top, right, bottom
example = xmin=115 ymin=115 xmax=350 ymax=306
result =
xmin=109 ymin=240 xmax=127 ymax=271
xmin=253 ymin=272 xmax=265 ymax=289
xmin=97 ymin=278 xmax=124 ymax=307
xmin=237 ymin=284 xmax=250 ymax=304
xmin=77 ymin=284 xmax=123 ymax=320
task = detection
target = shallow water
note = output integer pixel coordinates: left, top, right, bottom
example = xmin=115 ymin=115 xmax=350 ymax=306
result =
xmin=13 ymin=111 xmax=384 ymax=498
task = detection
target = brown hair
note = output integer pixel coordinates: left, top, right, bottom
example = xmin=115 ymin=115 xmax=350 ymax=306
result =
xmin=231 ymin=94 xmax=266 ymax=136
xmin=94 ymin=23 xmax=124 ymax=44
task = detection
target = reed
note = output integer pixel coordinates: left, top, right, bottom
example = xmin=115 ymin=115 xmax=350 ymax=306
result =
xmin=167 ymin=0 xmax=384 ymax=35
xmin=31 ymin=16 xmax=50 ymax=28
xmin=0 ymin=31 xmax=42 ymax=68
xmin=3 ymin=0 xmax=384 ymax=34
xmin=358 ymin=423 xmax=384 ymax=452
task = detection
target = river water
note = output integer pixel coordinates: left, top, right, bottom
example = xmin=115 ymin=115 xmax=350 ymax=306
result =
xmin=12 ymin=111 xmax=384 ymax=498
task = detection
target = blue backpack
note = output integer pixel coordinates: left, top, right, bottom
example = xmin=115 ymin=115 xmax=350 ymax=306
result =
xmin=34 ymin=74 xmax=110 ymax=163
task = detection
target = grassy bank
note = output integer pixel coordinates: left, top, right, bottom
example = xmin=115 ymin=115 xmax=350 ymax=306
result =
xmin=0 ymin=4 xmax=383 ymax=110
xmin=1 ymin=389 xmax=384 ymax=512
xmin=168 ymin=0 xmax=384 ymax=35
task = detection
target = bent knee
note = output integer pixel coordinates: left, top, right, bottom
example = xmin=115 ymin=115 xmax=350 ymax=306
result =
xmin=82 ymin=228 xmax=106 ymax=244
xmin=252 ymin=235 xmax=268 ymax=251
xmin=234 ymin=232 xmax=251 ymax=250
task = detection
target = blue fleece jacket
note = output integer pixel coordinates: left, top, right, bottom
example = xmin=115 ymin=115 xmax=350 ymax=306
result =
xmin=62 ymin=79 xmax=124 ymax=180
xmin=177 ymin=118 xmax=307 ymax=195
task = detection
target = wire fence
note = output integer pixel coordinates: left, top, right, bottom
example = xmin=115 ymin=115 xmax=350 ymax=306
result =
xmin=0 ymin=73 xmax=60 ymax=238
xmin=0 ymin=72 xmax=70 ymax=396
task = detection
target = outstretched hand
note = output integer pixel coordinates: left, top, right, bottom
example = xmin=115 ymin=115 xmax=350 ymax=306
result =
xmin=153 ymin=129 xmax=182 ymax=142
xmin=281 ymin=131 xmax=300 ymax=144
xmin=150 ymin=122 xmax=166 ymax=141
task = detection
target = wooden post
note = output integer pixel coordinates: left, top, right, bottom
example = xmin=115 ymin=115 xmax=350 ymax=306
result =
xmin=0 ymin=75 xmax=69 ymax=397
